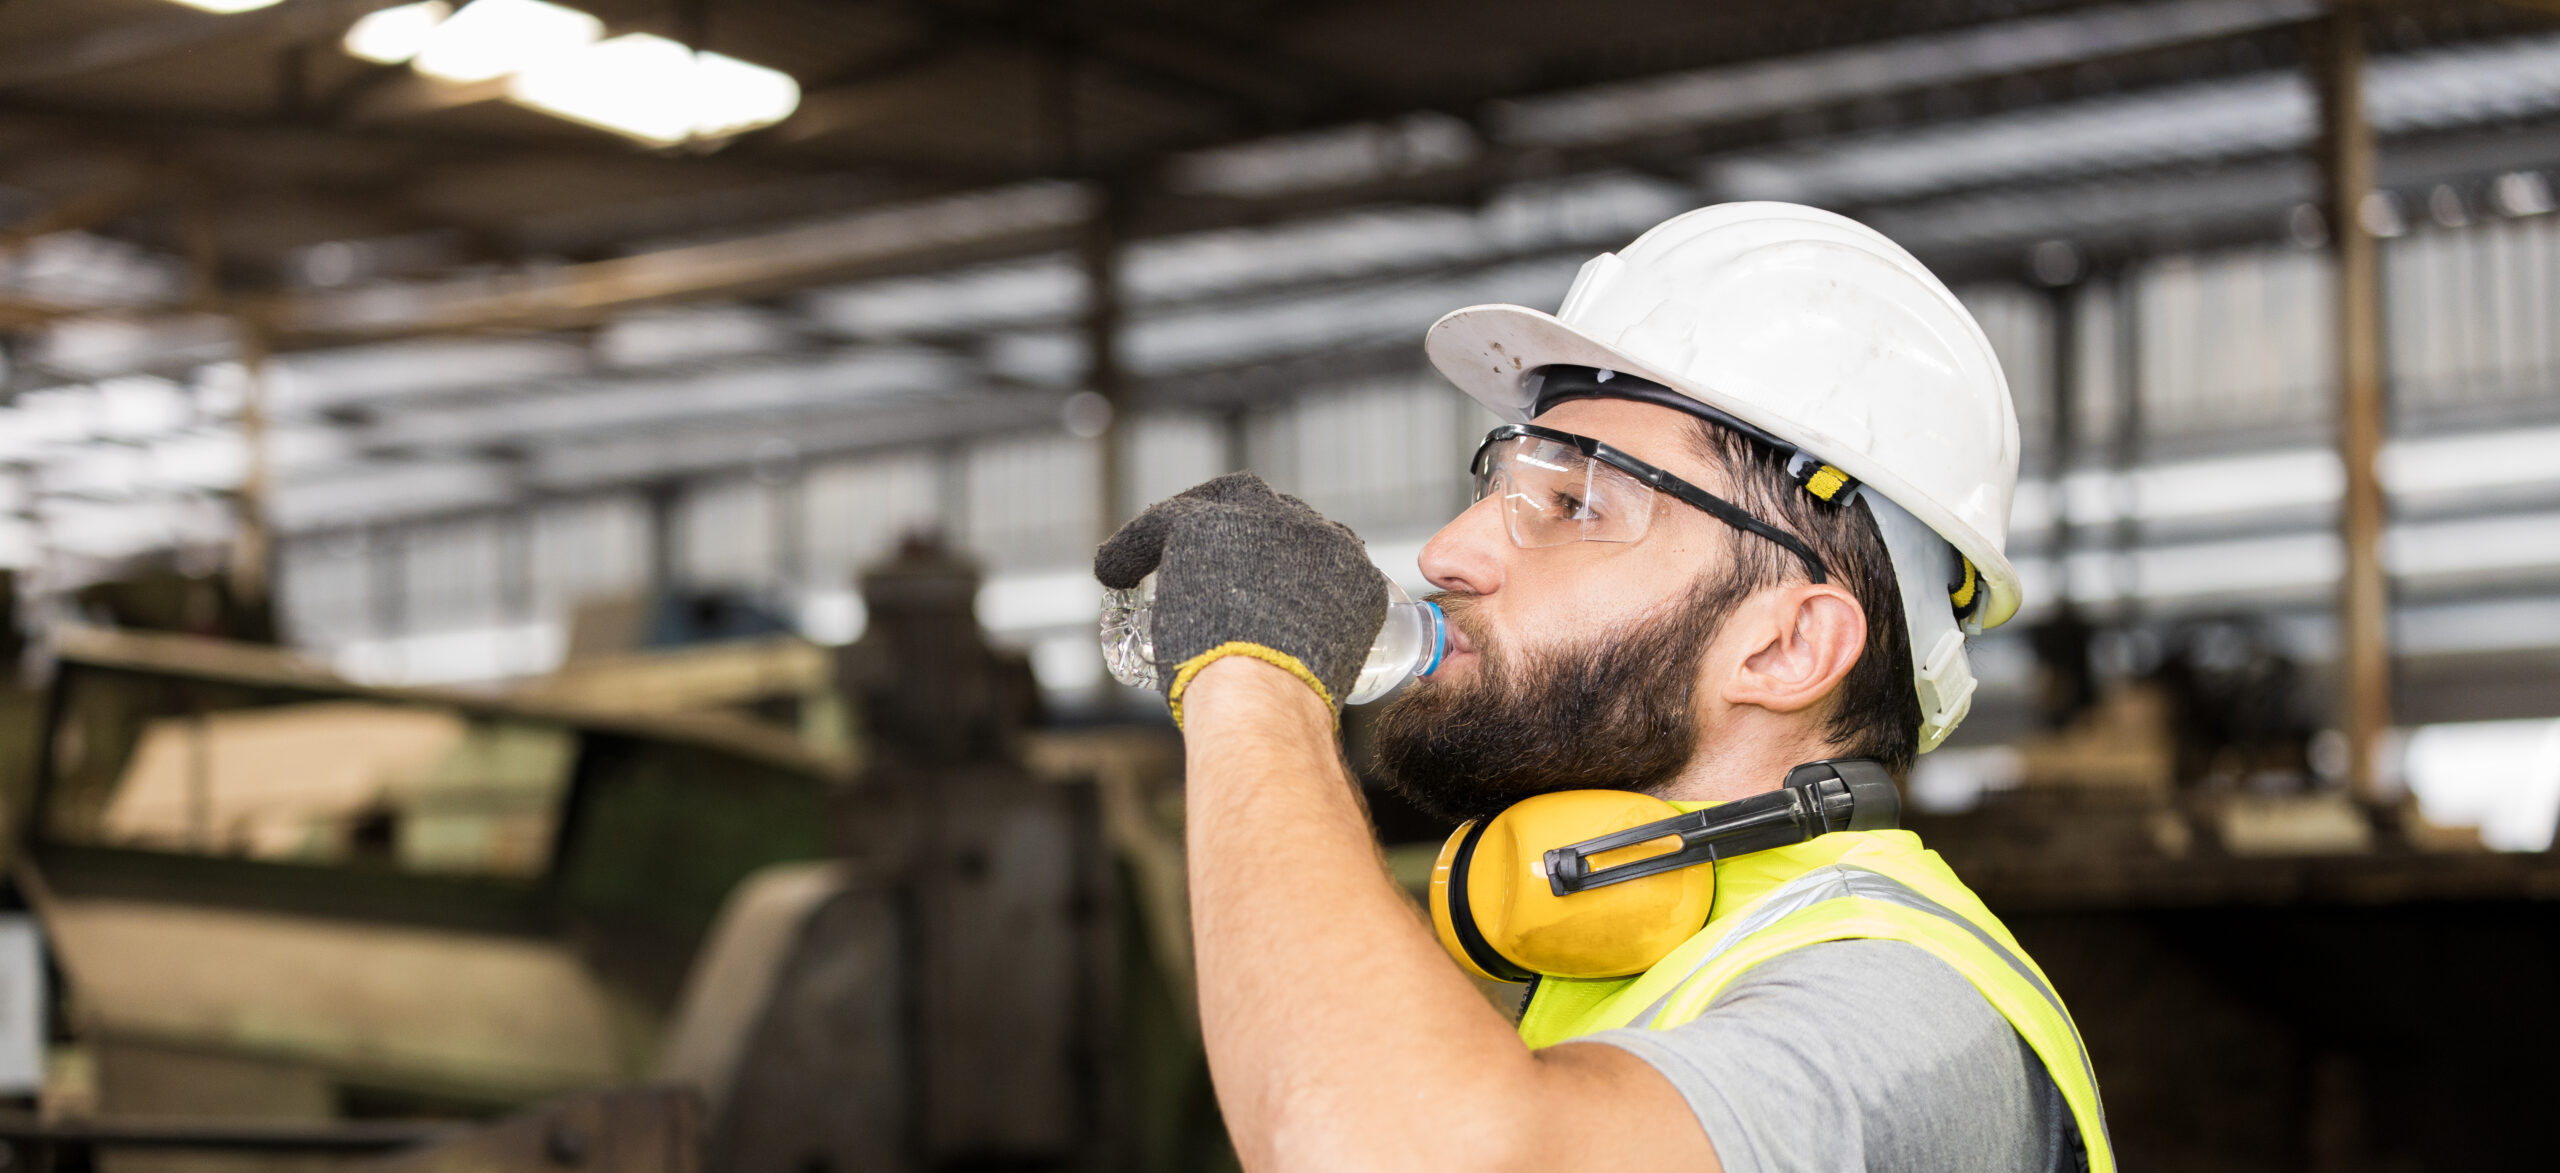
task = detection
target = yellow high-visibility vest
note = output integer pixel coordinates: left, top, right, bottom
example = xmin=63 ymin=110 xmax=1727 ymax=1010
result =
xmin=1516 ymin=824 xmax=2116 ymax=1173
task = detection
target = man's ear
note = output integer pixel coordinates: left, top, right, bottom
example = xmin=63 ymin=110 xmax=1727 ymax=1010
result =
xmin=1719 ymin=584 xmax=1868 ymax=714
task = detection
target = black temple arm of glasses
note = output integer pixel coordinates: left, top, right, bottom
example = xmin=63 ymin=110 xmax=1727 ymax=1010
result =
xmin=1482 ymin=424 xmax=1834 ymax=585
xmin=1652 ymin=477 xmax=1832 ymax=585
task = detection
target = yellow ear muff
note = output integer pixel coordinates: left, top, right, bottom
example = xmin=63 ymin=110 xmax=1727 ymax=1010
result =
xmin=1428 ymin=790 xmax=1717 ymax=983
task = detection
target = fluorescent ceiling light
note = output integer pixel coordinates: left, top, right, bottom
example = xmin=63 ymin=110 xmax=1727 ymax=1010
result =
xmin=511 ymin=34 xmax=800 ymax=145
xmin=691 ymin=50 xmax=804 ymax=139
xmin=511 ymin=33 xmax=698 ymax=143
xmin=412 ymin=0 xmax=601 ymax=83
xmin=165 ymin=0 xmax=285 ymax=11
xmin=343 ymin=1 xmax=452 ymax=65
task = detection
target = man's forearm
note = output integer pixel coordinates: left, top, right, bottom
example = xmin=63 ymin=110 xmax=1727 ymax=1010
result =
xmin=1178 ymin=657 xmax=1711 ymax=1172
xmin=1180 ymin=656 xmax=1537 ymax=1169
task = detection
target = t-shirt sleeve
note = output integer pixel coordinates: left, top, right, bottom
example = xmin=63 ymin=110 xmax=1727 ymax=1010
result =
xmin=1578 ymin=938 xmax=2070 ymax=1173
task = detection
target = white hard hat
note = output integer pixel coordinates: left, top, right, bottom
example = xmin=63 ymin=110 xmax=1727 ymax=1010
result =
xmin=1425 ymin=201 xmax=2021 ymax=752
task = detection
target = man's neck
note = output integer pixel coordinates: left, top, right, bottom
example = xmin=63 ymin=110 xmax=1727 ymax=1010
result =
xmin=1657 ymin=711 xmax=1840 ymax=804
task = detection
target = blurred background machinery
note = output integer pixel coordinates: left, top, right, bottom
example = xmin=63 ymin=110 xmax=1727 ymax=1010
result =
xmin=0 ymin=0 xmax=2556 ymax=1169
xmin=5 ymin=535 xmax=1205 ymax=1172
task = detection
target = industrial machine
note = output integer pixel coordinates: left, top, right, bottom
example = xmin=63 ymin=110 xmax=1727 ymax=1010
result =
xmin=0 ymin=539 xmax=1203 ymax=1173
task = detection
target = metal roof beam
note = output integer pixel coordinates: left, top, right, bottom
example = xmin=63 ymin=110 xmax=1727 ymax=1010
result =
xmin=0 ymin=0 xmax=2393 ymax=339
xmin=0 ymin=0 xmax=408 ymax=90
xmin=264 ymin=182 xmax=1096 ymax=341
xmin=520 ymin=391 xmax=1061 ymax=494
xmin=1493 ymin=0 xmax=2323 ymax=148
xmin=1132 ymin=0 xmax=2331 ymax=231
xmin=0 ymin=166 xmax=167 ymax=255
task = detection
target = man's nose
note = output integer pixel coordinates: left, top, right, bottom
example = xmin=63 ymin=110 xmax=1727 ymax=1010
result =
xmin=1419 ymin=495 xmax=1506 ymax=597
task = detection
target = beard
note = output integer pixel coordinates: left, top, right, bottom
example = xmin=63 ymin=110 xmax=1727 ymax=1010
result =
xmin=1368 ymin=572 xmax=1751 ymax=826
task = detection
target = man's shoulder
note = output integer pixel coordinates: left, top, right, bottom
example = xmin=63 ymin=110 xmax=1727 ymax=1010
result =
xmin=1638 ymin=936 xmax=2036 ymax=1078
xmin=1579 ymin=938 xmax=2069 ymax=1173
xmin=1721 ymin=934 xmax=1995 ymax=1016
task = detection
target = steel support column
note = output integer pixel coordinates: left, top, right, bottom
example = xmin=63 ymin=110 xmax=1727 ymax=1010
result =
xmin=935 ymin=442 xmax=971 ymax=549
xmin=2108 ymin=268 xmax=2143 ymax=617
xmin=773 ymin=470 xmax=808 ymax=596
xmin=500 ymin=508 xmax=536 ymax=670
xmin=1221 ymin=408 xmax=1252 ymax=476
xmin=368 ymin=526 xmax=405 ymax=667
xmin=2044 ymin=280 xmax=2081 ymax=567
xmin=645 ymin=481 xmax=683 ymax=605
xmin=2036 ymin=276 xmax=2100 ymax=729
xmin=1084 ymin=189 xmax=1128 ymax=541
xmin=2310 ymin=6 xmax=2392 ymax=803
xmin=228 ymin=319 xmax=274 ymax=607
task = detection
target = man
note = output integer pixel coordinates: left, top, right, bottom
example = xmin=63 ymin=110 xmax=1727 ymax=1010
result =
xmin=1096 ymin=203 xmax=2113 ymax=1172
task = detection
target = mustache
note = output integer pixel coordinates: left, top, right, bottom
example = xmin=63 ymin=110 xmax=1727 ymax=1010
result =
xmin=1426 ymin=590 xmax=1492 ymax=659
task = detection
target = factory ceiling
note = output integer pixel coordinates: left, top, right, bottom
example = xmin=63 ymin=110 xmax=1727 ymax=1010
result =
xmin=3 ymin=0 xmax=2547 ymax=301
xmin=0 ymin=0 xmax=2557 ymax=556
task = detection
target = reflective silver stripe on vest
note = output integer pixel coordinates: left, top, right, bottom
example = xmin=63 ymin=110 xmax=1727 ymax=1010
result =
xmin=1635 ymin=866 xmax=2111 ymax=1157
xmin=1632 ymin=866 xmax=1867 ymax=1029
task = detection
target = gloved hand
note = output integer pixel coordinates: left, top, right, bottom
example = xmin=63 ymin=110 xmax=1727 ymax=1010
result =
xmin=1095 ymin=472 xmax=1389 ymax=725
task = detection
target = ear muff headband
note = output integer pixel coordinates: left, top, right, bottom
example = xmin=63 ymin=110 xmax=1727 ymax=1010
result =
xmin=1435 ymin=818 xmax=1534 ymax=984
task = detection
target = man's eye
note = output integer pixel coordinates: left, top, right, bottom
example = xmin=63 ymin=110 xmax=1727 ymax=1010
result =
xmin=1551 ymin=491 xmax=1591 ymax=519
xmin=1583 ymin=477 xmax=1642 ymax=519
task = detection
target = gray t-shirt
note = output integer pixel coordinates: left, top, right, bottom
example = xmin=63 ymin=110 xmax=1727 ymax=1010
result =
xmin=1584 ymin=939 xmax=2073 ymax=1173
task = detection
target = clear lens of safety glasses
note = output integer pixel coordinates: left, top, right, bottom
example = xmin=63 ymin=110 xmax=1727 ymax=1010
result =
xmin=1473 ymin=433 xmax=1658 ymax=548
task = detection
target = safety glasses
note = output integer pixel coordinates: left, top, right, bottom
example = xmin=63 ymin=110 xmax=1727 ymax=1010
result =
xmin=1469 ymin=423 xmax=1832 ymax=584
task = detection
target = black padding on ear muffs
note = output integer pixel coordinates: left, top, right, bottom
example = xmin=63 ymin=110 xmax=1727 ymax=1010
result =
xmin=1443 ymin=819 xmax=1533 ymax=984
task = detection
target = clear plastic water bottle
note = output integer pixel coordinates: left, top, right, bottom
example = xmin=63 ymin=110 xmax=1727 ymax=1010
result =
xmin=1099 ymin=574 xmax=1447 ymax=705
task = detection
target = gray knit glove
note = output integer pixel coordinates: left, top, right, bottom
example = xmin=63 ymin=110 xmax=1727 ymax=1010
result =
xmin=1095 ymin=473 xmax=1388 ymax=723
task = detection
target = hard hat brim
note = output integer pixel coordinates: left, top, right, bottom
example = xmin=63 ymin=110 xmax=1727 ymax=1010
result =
xmin=1425 ymin=302 xmax=2023 ymax=629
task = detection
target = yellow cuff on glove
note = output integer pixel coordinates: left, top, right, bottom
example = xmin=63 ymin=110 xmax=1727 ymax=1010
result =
xmin=1165 ymin=641 xmax=1336 ymax=728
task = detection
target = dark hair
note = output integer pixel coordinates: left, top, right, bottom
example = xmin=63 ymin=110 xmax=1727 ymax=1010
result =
xmin=1686 ymin=420 xmax=1920 ymax=778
